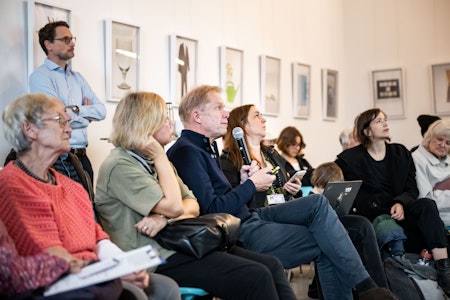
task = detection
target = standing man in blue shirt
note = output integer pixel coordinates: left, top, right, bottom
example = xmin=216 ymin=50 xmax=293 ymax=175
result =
xmin=29 ymin=21 xmax=106 ymax=183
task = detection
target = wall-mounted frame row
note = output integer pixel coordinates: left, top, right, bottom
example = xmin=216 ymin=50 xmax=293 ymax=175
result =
xmin=28 ymin=2 xmax=450 ymax=120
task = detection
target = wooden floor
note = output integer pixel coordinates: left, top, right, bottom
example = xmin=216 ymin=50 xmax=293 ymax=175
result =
xmin=289 ymin=264 xmax=316 ymax=300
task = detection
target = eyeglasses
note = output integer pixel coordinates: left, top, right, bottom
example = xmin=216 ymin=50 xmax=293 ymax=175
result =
xmin=53 ymin=36 xmax=76 ymax=45
xmin=41 ymin=114 xmax=70 ymax=127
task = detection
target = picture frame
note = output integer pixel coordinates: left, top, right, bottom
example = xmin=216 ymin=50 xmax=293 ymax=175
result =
xmin=105 ymin=20 xmax=140 ymax=102
xmin=260 ymin=55 xmax=281 ymax=116
xmin=27 ymin=0 xmax=71 ymax=77
xmin=169 ymin=35 xmax=198 ymax=106
xmin=372 ymin=68 xmax=404 ymax=119
xmin=321 ymin=68 xmax=338 ymax=121
xmin=292 ymin=62 xmax=311 ymax=119
xmin=220 ymin=46 xmax=243 ymax=108
xmin=431 ymin=63 xmax=450 ymax=116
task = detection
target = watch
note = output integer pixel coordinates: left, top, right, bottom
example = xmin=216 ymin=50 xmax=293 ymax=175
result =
xmin=67 ymin=105 xmax=80 ymax=115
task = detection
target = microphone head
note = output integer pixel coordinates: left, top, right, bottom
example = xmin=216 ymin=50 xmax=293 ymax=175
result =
xmin=232 ymin=127 xmax=244 ymax=139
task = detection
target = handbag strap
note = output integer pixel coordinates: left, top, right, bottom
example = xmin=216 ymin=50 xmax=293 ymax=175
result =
xmin=126 ymin=150 xmax=155 ymax=175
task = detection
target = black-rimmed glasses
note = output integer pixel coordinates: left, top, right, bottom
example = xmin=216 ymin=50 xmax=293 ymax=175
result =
xmin=41 ymin=114 xmax=70 ymax=127
xmin=53 ymin=36 xmax=76 ymax=45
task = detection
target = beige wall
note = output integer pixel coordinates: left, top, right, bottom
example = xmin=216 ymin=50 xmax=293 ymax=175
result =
xmin=1 ymin=0 xmax=449 ymax=182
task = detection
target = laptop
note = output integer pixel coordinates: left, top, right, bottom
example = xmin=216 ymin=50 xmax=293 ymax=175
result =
xmin=323 ymin=180 xmax=362 ymax=217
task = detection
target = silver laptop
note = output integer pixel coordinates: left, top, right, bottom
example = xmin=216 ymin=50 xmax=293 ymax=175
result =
xmin=323 ymin=180 xmax=362 ymax=217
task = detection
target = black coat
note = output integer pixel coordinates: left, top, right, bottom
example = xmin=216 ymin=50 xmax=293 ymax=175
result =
xmin=335 ymin=143 xmax=419 ymax=221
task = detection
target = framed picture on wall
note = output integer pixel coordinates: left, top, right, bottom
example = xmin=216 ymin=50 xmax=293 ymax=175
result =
xmin=431 ymin=63 xmax=450 ymax=116
xmin=169 ymin=35 xmax=198 ymax=106
xmin=220 ymin=46 xmax=243 ymax=108
xmin=322 ymin=68 xmax=338 ymax=121
xmin=105 ymin=20 xmax=140 ymax=102
xmin=292 ymin=62 xmax=310 ymax=119
xmin=260 ymin=55 xmax=281 ymax=116
xmin=372 ymin=68 xmax=404 ymax=119
xmin=27 ymin=1 xmax=71 ymax=76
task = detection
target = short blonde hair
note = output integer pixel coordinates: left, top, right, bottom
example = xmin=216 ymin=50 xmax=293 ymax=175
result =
xmin=110 ymin=92 xmax=166 ymax=150
xmin=311 ymin=162 xmax=344 ymax=188
xmin=422 ymin=119 xmax=450 ymax=152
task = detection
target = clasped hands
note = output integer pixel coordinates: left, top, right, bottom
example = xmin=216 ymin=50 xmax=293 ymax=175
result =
xmin=135 ymin=214 xmax=168 ymax=237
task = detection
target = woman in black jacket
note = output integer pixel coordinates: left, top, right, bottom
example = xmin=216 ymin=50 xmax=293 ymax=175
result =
xmin=335 ymin=108 xmax=450 ymax=296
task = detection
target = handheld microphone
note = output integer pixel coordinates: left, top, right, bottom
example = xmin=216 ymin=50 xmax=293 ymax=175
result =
xmin=232 ymin=127 xmax=251 ymax=165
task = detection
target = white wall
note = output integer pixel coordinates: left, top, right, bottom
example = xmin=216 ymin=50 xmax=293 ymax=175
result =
xmin=1 ymin=0 xmax=449 ymax=184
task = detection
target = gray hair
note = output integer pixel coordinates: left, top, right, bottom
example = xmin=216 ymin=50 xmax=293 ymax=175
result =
xmin=422 ymin=119 xmax=450 ymax=151
xmin=2 ymin=93 xmax=55 ymax=153
xmin=339 ymin=125 xmax=354 ymax=146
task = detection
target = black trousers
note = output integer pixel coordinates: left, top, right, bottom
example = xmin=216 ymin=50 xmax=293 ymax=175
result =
xmin=340 ymin=215 xmax=388 ymax=288
xmin=156 ymin=246 xmax=296 ymax=300
xmin=399 ymin=197 xmax=448 ymax=254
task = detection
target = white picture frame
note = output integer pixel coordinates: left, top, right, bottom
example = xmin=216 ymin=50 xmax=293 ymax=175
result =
xmin=292 ymin=62 xmax=311 ymax=119
xmin=372 ymin=68 xmax=404 ymax=119
xmin=169 ymin=35 xmax=198 ymax=106
xmin=431 ymin=63 xmax=450 ymax=116
xmin=105 ymin=20 xmax=140 ymax=102
xmin=220 ymin=46 xmax=243 ymax=108
xmin=322 ymin=68 xmax=338 ymax=121
xmin=260 ymin=55 xmax=281 ymax=116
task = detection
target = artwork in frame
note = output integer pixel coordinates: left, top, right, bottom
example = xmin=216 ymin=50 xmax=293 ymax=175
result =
xmin=220 ymin=46 xmax=243 ymax=108
xmin=321 ymin=69 xmax=338 ymax=121
xmin=105 ymin=20 xmax=140 ymax=102
xmin=372 ymin=68 xmax=404 ymax=119
xmin=27 ymin=0 xmax=71 ymax=76
xmin=260 ymin=55 xmax=281 ymax=116
xmin=431 ymin=63 xmax=450 ymax=116
xmin=169 ymin=35 xmax=198 ymax=106
xmin=292 ymin=62 xmax=311 ymax=119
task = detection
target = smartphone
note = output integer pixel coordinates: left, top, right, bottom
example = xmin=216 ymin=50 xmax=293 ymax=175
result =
xmin=287 ymin=170 xmax=307 ymax=183
xmin=270 ymin=166 xmax=280 ymax=175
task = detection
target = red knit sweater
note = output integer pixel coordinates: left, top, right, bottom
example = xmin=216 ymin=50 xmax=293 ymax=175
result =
xmin=0 ymin=162 xmax=109 ymax=261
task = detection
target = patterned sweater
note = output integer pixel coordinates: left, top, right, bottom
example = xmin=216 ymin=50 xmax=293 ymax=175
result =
xmin=0 ymin=220 xmax=68 ymax=296
xmin=0 ymin=162 xmax=109 ymax=261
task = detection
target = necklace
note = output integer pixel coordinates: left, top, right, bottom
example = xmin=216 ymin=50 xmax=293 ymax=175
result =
xmin=15 ymin=158 xmax=55 ymax=184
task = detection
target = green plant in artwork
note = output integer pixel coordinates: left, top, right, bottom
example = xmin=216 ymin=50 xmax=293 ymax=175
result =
xmin=226 ymin=63 xmax=240 ymax=103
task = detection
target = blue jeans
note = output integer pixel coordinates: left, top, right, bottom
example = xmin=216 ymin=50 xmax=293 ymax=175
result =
xmin=238 ymin=194 xmax=369 ymax=300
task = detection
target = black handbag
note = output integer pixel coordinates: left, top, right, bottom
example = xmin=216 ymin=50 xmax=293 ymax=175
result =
xmin=154 ymin=213 xmax=241 ymax=259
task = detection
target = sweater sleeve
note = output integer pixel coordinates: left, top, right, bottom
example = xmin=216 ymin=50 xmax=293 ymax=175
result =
xmin=0 ymin=221 xmax=68 ymax=296
xmin=168 ymin=143 xmax=255 ymax=220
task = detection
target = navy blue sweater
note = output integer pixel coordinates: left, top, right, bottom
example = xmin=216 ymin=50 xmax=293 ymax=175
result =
xmin=167 ymin=130 xmax=256 ymax=221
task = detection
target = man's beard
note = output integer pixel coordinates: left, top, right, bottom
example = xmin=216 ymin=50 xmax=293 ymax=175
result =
xmin=57 ymin=51 xmax=74 ymax=61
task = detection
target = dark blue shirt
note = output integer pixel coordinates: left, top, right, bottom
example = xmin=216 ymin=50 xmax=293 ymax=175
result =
xmin=167 ymin=130 xmax=255 ymax=221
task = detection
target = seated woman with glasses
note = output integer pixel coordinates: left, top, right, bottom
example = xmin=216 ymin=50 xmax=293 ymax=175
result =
xmin=0 ymin=93 xmax=180 ymax=300
xmin=276 ymin=126 xmax=314 ymax=186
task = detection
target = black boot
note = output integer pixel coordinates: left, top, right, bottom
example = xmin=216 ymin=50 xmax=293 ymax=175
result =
xmin=436 ymin=258 xmax=450 ymax=296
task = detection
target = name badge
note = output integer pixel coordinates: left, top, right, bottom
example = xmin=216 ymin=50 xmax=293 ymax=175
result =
xmin=267 ymin=194 xmax=285 ymax=205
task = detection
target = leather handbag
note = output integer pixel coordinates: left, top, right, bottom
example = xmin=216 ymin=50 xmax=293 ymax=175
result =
xmin=154 ymin=213 xmax=241 ymax=259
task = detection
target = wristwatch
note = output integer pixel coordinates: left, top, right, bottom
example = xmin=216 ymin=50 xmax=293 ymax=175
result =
xmin=67 ymin=105 xmax=80 ymax=115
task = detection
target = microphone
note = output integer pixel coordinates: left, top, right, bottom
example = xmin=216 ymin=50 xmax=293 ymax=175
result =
xmin=232 ymin=127 xmax=251 ymax=165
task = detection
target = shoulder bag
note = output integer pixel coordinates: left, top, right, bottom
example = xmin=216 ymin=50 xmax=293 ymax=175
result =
xmin=154 ymin=213 xmax=240 ymax=259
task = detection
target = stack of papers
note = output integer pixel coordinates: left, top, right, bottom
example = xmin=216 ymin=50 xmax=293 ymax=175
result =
xmin=44 ymin=245 xmax=164 ymax=296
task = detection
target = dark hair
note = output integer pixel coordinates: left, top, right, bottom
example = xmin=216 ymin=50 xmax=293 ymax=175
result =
xmin=222 ymin=104 xmax=254 ymax=170
xmin=276 ymin=126 xmax=306 ymax=155
xmin=38 ymin=21 xmax=70 ymax=55
xmin=354 ymin=108 xmax=388 ymax=148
